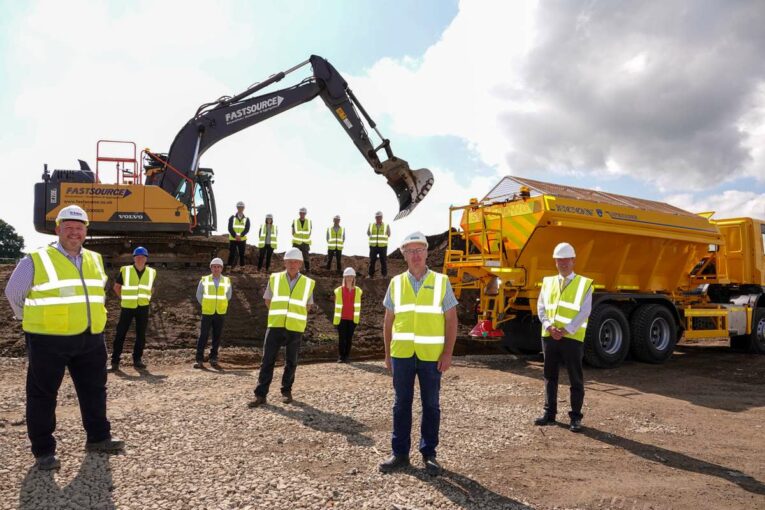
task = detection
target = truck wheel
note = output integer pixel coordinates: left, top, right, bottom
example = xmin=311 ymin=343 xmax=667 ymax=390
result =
xmin=584 ymin=304 xmax=630 ymax=368
xmin=630 ymin=304 xmax=677 ymax=364
xmin=745 ymin=308 xmax=765 ymax=354
xmin=500 ymin=314 xmax=543 ymax=354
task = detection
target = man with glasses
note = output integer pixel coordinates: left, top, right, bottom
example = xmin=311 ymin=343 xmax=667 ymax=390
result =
xmin=379 ymin=231 xmax=458 ymax=476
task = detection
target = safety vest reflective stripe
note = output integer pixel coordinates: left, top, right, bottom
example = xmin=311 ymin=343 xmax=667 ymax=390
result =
xmin=327 ymin=227 xmax=345 ymax=250
xmin=368 ymin=223 xmax=388 ymax=246
xmin=22 ymin=246 xmax=108 ymax=335
xmin=292 ymin=219 xmax=312 ymax=245
xmin=257 ymin=224 xmax=278 ymax=248
xmin=201 ymin=275 xmax=230 ymax=315
xmin=229 ymin=216 xmax=248 ymax=240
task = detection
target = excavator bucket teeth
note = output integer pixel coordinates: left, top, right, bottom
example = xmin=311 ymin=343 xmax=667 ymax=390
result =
xmin=378 ymin=158 xmax=434 ymax=220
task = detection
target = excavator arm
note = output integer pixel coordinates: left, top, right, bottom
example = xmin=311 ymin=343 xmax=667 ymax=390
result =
xmin=146 ymin=55 xmax=433 ymax=226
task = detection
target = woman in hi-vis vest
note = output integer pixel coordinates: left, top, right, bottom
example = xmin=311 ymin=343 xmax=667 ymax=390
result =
xmin=333 ymin=267 xmax=363 ymax=363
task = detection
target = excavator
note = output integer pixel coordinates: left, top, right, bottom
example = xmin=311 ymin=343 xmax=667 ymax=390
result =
xmin=32 ymin=55 xmax=434 ymax=264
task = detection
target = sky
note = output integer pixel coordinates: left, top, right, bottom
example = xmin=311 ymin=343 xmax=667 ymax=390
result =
xmin=1 ymin=0 xmax=764 ymax=256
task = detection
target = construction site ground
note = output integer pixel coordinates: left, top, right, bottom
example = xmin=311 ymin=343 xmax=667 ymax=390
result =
xmin=1 ymin=244 xmax=764 ymax=509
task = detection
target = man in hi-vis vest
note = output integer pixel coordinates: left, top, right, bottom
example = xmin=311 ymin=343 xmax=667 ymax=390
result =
xmin=194 ymin=258 xmax=232 ymax=369
xmin=4 ymin=205 xmax=124 ymax=470
xmin=379 ymin=232 xmax=458 ymax=477
xmin=249 ymin=247 xmax=315 ymax=407
xmin=110 ymin=246 xmax=156 ymax=371
xmin=227 ymin=201 xmax=250 ymax=268
xmin=325 ymin=214 xmax=345 ymax=274
xmin=534 ymin=242 xmax=593 ymax=433
xmin=292 ymin=207 xmax=312 ymax=273
xmin=367 ymin=211 xmax=390 ymax=278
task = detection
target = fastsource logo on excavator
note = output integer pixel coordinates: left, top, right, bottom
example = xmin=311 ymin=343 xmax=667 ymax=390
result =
xmin=65 ymin=187 xmax=132 ymax=198
xmin=225 ymin=96 xmax=284 ymax=124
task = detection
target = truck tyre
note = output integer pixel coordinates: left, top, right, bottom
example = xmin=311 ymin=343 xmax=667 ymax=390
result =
xmin=500 ymin=314 xmax=543 ymax=355
xmin=630 ymin=304 xmax=677 ymax=364
xmin=584 ymin=304 xmax=630 ymax=368
xmin=745 ymin=308 xmax=765 ymax=354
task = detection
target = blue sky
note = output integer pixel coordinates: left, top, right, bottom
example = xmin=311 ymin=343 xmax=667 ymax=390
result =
xmin=1 ymin=0 xmax=763 ymax=255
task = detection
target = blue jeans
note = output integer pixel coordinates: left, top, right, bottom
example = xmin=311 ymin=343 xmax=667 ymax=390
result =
xmin=391 ymin=355 xmax=442 ymax=458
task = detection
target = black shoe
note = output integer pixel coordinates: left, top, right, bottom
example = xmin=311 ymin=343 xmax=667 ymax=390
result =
xmin=534 ymin=414 xmax=556 ymax=426
xmin=86 ymin=437 xmax=125 ymax=453
xmin=570 ymin=419 xmax=582 ymax=433
xmin=281 ymin=392 xmax=293 ymax=404
xmin=133 ymin=360 xmax=147 ymax=369
xmin=108 ymin=362 xmax=119 ymax=372
xmin=193 ymin=361 xmax=203 ymax=369
xmin=209 ymin=359 xmax=220 ymax=369
xmin=379 ymin=454 xmax=410 ymax=473
xmin=248 ymin=395 xmax=267 ymax=408
xmin=423 ymin=456 xmax=442 ymax=476
xmin=34 ymin=454 xmax=61 ymax=471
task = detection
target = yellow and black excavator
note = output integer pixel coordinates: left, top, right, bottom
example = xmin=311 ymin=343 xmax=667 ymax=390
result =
xmin=33 ymin=55 xmax=433 ymax=264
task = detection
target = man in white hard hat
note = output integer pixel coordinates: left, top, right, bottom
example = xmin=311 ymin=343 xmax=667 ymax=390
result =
xmin=367 ymin=211 xmax=390 ymax=278
xmin=379 ymin=231 xmax=458 ymax=476
xmin=325 ymin=214 xmax=345 ymax=275
xmin=4 ymin=204 xmax=124 ymax=470
xmin=334 ymin=267 xmax=362 ymax=362
xmin=292 ymin=207 xmax=312 ymax=273
xmin=249 ymin=247 xmax=315 ymax=407
xmin=194 ymin=257 xmax=232 ymax=369
xmin=227 ymin=201 xmax=250 ymax=269
xmin=534 ymin=242 xmax=593 ymax=433
xmin=257 ymin=213 xmax=277 ymax=272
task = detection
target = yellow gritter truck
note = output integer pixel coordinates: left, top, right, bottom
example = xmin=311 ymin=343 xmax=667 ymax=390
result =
xmin=444 ymin=176 xmax=765 ymax=368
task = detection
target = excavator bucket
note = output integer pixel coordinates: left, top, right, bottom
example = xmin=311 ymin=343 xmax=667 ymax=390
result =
xmin=379 ymin=158 xmax=434 ymax=220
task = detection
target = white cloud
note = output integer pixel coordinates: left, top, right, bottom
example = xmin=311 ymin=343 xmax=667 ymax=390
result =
xmin=666 ymin=190 xmax=765 ymax=221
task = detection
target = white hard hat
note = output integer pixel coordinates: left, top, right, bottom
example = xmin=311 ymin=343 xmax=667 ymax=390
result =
xmin=333 ymin=214 xmax=341 ymax=220
xmin=299 ymin=207 xmax=307 ymax=214
xmin=265 ymin=213 xmax=273 ymax=219
xmin=553 ymin=242 xmax=576 ymax=259
xmin=343 ymin=267 xmax=356 ymax=277
xmin=56 ymin=205 xmax=89 ymax=226
xmin=210 ymin=257 xmax=224 ymax=267
xmin=375 ymin=211 xmax=383 ymax=217
xmin=284 ymin=247 xmax=303 ymax=261
xmin=400 ymin=231 xmax=428 ymax=250
xmin=236 ymin=201 xmax=245 ymax=208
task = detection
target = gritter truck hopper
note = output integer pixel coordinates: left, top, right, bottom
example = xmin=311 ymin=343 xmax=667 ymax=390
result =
xmin=444 ymin=176 xmax=765 ymax=368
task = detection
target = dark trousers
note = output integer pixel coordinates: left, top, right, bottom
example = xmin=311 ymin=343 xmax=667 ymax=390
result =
xmin=337 ymin=319 xmax=356 ymax=360
xmin=369 ymin=246 xmax=387 ymax=277
xmin=542 ymin=337 xmax=585 ymax=420
xmin=254 ymin=327 xmax=302 ymax=397
xmin=196 ymin=313 xmax=225 ymax=362
xmin=258 ymin=245 xmax=274 ymax=270
xmin=111 ymin=305 xmax=149 ymax=364
xmin=294 ymin=243 xmax=310 ymax=271
xmin=26 ymin=332 xmax=111 ymax=458
xmin=228 ymin=240 xmax=246 ymax=266
xmin=325 ymin=249 xmax=342 ymax=272
xmin=391 ymin=355 xmax=441 ymax=458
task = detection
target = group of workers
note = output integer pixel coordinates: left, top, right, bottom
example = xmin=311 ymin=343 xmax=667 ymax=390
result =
xmin=226 ymin=203 xmax=391 ymax=277
xmin=5 ymin=203 xmax=592 ymax=478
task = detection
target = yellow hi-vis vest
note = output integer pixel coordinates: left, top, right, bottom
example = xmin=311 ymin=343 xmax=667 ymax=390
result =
xmin=333 ymin=286 xmax=362 ymax=325
xmin=22 ymin=245 xmax=108 ymax=335
xmin=390 ymin=271 xmax=447 ymax=361
xmin=540 ymin=274 xmax=593 ymax=342
xmin=327 ymin=226 xmax=344 ymax=250
xmin=201 ymin=275 xmax=231 ymax=315
xmin=292 ymin=218 xmax=312 ymax=245
xmin=120 ymin=265 xmax=156 ymax=309
xmin=267 ymin=271 xmax=315 ymax=333
xmin=257 ymin=224 xmax=278 ymax=249
xmin=229 ymin=215 xmax=248 ymax=241
xmin=368 ymin=222 xmax=388 ymax=247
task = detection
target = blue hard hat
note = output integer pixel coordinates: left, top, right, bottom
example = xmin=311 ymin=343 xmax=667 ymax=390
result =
xmin=133 ymin=246 xmax=149 ymax=257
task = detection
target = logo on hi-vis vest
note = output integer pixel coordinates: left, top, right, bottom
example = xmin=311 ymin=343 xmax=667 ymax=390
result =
xmin=65 ymin=187 xmax=132 ymax=198
xmin=225 ymin=96 xmax=284 ymax=124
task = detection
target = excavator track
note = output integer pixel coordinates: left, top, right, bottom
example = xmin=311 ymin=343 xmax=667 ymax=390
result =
xmin=84 ymin=235 xmax=229 ymax=268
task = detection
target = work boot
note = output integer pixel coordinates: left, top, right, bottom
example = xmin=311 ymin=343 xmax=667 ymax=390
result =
xmin=281 ymin=392 xmax=293 ymax=404
xmin=86 ymin=437 xmax=125 ymax=453
xmin=193 ymin=361 xmax=203 ymax=369
xmin=209 ymin=359 xmax=220 ymax=369
xmin=34 ymin=454 xmax=61 ymax=471
xmin=569 ymin=419 xmax=583 ymax=433
xmin=378 ymin=454 xmax=410 ymax=473
xmin=423 ymin=456 xmax=442 ymax=476
xmin=108 ymin=362 xmax=119 ymax=372
xmin=248 ymin=395 xmax=267 ymax=408
xmin=133 ymin=360 xmax=147 ymax=369
xmin=534 ymin=414 xmax=556 ymax=426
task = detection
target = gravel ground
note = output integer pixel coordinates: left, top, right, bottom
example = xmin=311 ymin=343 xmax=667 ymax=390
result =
xmin=0 ymin=347 xmax=763 ymax=510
